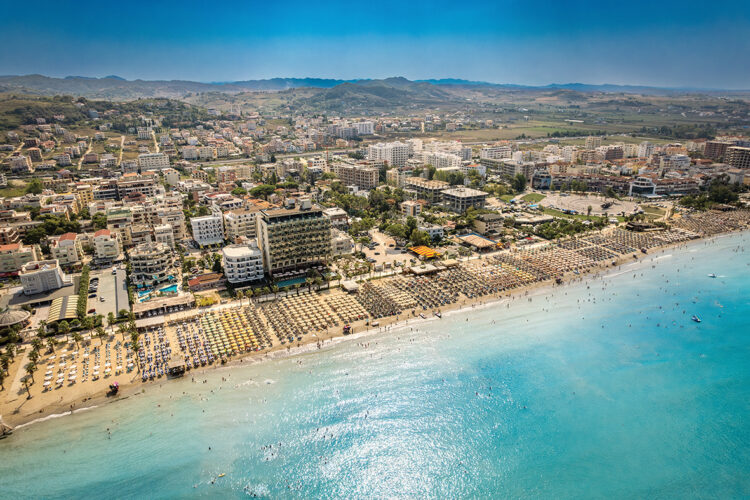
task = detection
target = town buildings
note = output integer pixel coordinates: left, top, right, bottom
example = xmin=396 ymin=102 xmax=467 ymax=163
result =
xmin=222 ymin=242 xmax=264 ymax=283
xmin=256 ymin=201 xmax=331 ymax=277
xmin=190 ymin=210 xmax=225 ymax=247
xmin=19 ymin=260 xmax=72 ymax=295
xmin=0 ymin=242 xmax=40 ymax=275
xmin=441 ymin=187 xmax=488 ymax=212
xmin=129 ymin=242 xmax=175 ymax=286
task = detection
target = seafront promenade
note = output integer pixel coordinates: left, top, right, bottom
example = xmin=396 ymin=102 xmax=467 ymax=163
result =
xmin=1 ymin=209 xmax=749 ymax=428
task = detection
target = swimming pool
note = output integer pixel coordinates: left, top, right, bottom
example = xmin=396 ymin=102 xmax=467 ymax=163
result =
xmin=160 ymin=284 xmax=178 ymax=293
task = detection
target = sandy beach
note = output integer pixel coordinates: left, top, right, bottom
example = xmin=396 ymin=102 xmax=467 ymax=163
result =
xmin=2 ymin=210 xmax=749 ymax=430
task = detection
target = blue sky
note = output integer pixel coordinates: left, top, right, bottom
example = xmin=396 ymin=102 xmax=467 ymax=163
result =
xmin=1 ymin=0 xmax=749 ymax=88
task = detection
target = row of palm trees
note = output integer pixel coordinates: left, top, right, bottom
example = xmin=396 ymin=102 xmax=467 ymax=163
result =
xmin=233 ymin=276 xmax=331 ymax=305
xmin=0 ymin=310 xmax=137 ymax=398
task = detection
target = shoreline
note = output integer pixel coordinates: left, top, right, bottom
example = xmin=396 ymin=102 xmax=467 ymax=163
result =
xmin=2 ymin=227 xmax=748 ymax=431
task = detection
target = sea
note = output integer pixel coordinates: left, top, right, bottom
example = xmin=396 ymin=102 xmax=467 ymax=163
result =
xmin=1 ymin=232 xmax=748 ymax=499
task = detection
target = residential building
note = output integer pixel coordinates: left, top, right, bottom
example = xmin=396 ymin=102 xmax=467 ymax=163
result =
xmin=0 ymin=243 xmax=40 ymax=274
xmin=138 ymin=153 xmax=170 ymax=170
xmin=129 ymin=242 xmax=174 ymax=286
xmin=441 ymin=187 xmax=488 ymax=212
xmin=222 ymin=242 xmax=264 ymax=284
xmin=404 ymin=177 xmax=450 ymax=203
xmin=331 ymin=229 xmax=354 ymax=255
xmin=223 ymin=208 xmax=261 ymax=242
xmin=704 ymin=140 xmax=734 ymax=160
xmin=162 ymin=168 xmax=180 ymax=185
xmin=726 ymin=147 xmax=750 ymax=170
xmin=322 ymin=207 xmax=349 ymax=229
xmin=367 ymin=142 xmax=410 ymax=167
xmin=401 ymin=200 xmax=422 ymax=217
xmin=190 ymin=211 xmax=225 ymax=247
xmin=49 ymin=232 xmax=83 ymax=267
xmin=256 ymin=201 xmax=331 ymax=277
xmin=332 ymin=163 xmax=379 ymax=190
xmin=93 ymin=229 xmax=122 ymax=263
xmin=153 ymin=224 xmax=175 ymax=249
xmin=19 ymin=260 xmax=72 ymax=295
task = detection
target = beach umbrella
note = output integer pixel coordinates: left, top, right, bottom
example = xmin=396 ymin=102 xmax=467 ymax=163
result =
xmin=43 ymin=381 xmax=51 ymax=387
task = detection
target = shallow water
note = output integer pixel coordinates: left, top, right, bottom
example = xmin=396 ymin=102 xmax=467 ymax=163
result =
xmin=2 ymin=233 xmax=749 ymax=499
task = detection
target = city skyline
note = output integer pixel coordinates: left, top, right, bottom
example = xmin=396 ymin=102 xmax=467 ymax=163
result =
xmin=1 ymin=0 xmax=749 ymax=89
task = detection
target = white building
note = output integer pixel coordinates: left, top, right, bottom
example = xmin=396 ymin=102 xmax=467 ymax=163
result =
xmin=480 ymin=146 xmax=512 ymax=160
xmin=367 ymin=141 xmax=410 ymax=167
xmin=354 ymin=121 xmax=374 ymax=135
xmin=222 ymin=242 xmax=264 ymax=284
xmin=154 ymin=224 xmax=175 ymax=249
xmin=223 ymin=208 xmax=260 ymax=242
xmin=190 ymin=211 xmax=225 ymax=247
xmin=138 ymin=153 xmax=170 ymax=170
xmin=19 ymin=260 xmax=72 ymax=295
xmin=93 ymin=229 xmax=122 ymax=262
xmin=49 ymin=232 xmax=83 ymax=267
xmin=162 ymin=168 xmax=180 ymax=186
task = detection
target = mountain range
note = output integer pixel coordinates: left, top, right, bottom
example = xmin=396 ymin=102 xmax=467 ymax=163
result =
xmin=2 ymin=74 xmax=748 ymax=102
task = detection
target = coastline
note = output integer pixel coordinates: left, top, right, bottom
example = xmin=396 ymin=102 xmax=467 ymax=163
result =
xmin=2 ymin=227 xmax=748 ymax=431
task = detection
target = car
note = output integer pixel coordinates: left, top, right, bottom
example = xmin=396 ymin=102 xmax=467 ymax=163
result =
xmin=99 ymin=296 xmax=106 ymax=302
xmin=87 ymin=308 xmax=96 ymax=314
xmin=112 ymin=269 xmax=117 ymax=275
xmin=88 ymin=293 xmax=96 ymax=298
xmin=374 ymin=252 xmax=380 ymax=255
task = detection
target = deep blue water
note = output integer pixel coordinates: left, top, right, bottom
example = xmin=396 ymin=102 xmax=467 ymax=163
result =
xmin=2 ymin=233 xmax=749 ymax=499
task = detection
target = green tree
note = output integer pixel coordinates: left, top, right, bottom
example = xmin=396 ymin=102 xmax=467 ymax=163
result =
xmin=25 ymin=178 xmax=43 ymax=195
xmin=512 ymin=174 xmax=527 ymax=193
xmin=410 ymin=230 xmax=431 ymax=247
xmin=58 ymin=320 xmax=70 ymax=340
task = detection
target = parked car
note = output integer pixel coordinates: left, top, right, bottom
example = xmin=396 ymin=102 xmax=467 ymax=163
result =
xmin=87 ymin=308 xmax=96 ymax=314
xmin=88 ymin=293 xmax=96 ymax=298
xmin=99 ymin=296 xmax=106 ymax=302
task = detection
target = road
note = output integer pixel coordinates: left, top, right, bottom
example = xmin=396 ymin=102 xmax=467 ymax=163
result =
xmin=117 ymin=135 xmax=125 ymax=165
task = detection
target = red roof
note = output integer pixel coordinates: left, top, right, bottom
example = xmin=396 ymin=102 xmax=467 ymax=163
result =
xmin=0 ymin=243 xmax=21 ymax=251
xmin=94 ymin=229 xmax=111 ymax=237
xmin=59 ymin=232 xmax=77 ymax=241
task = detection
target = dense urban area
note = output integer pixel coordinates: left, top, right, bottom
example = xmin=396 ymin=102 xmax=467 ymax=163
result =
xmin=0 ymin=78 xmax=749 ymax=427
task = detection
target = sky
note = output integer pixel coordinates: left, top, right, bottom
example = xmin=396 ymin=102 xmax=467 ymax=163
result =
xmin=1 ymin=0 xmax=749 ymax=88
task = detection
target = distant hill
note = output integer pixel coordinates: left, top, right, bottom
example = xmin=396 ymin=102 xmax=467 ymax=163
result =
xmin=0 ymin=74 xmax=247 ymax=100
xmin=298 ymin=77 xmax=455 ymax=112
xmin=0 ymin=74 xmax=747 ymax=102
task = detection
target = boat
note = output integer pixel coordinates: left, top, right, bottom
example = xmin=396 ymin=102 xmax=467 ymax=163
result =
xmin=218 ymin=473 xmax=226 ymax=478
xmin=419 ymin=313 xmax=427 ymax=319
xmin=707 ymin=273 xmax=717 ymax=278
xmin=691 ymin=315 xmax=701 ymax=323
xmin=434 ymin=311 xmax=442 ymax=318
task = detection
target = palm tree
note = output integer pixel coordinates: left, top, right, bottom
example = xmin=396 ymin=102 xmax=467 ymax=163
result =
xmin=271 ymin=284 xmax=279 ymax=299
xmin=28 ymin=349 xmax=40 ymax=365
xmin=21 ymin=375 xmax=32 ymax=399
xmin=129 ymin=331 xmax=140 ymax=372
xmin=46 ymin=337 xmax=57 ymax=353
xmin=58 ymin=321 xmax=71 ymax=341
xmin=0 ymin=370 xmax=5 ymax=391
xmin=96 ymin=326 xmax=106 ymax=345
xmin=236 ymin=290 xmax=244 ymax=307
xmin=107 ymin=312 xmax=115 ymax=330
xmin=0 ymin=353 xmax=10 ymax=374
xmin=31 ymin=337 xmax=43 ymax=353
xmin=72 ymin=331 xmax=83 ymax=349
xmin=314 ymin=277 xmax=324 ymax=291
xmin=294 ymin=283 xmax=301 ymax=296
xmin=25 ymin=361 xmax=36 ymax=383
xmin=305 ymin=277 xmax=313 ymax=293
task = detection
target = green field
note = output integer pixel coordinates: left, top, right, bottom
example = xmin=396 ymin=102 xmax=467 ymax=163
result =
xmin=522 ymin=193 xmax=546 ymax=203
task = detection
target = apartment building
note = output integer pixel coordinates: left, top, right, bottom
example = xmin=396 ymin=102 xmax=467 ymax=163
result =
xmin=726 ymin=147 xmax=750 ymax=170
xmin=401 ymin=200 xmax=422 ymax=217
xmin=223 ymin=208 xmax=261 ymax=242
xmin=93 ymin=229 xmax=122 ymax=263
xmin=256 ymin=201 xmax=331 ymax=277
xmin=367 ymin=142 xmax=410 ymax=167
xmin=222 ymin=242 xmax=264 ymax=284
xmin=480 ymin=146 xmax=512 ymax=160
xmin=130 ymin=242 xmax=175 ymax=286
xmin=190 ymin=211 xmax=225 ymax=247
xmin=162 ymin=168 xmax=180 ymax=185
xmin=704 ymin=140 xmax=734 ymax=160
xmin=441 ymin=187 xmax=488 ymax=213
xmin=404 ymin=177 xmax=450 ymax=203
xmin=0 ymin=243 xmax=40 ymax=275
xmin=19 ymin=260 xmax=73 ymax=295
xmin=332 ymin=163 xmax=379 ymax=190
xmin=49 ymin=232 xmax=83 ymax=267
xmin=153 ymin=224 xmax=175 ymax=249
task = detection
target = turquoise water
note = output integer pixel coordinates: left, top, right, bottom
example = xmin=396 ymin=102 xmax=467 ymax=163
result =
xmin=2 ymin=233 xmax=749 ymax=498
xmin=277 ymin=277 xmax=306 ymax=288
xmin=160 ymin=284 xmax=178 ymax=294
